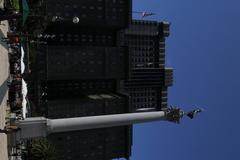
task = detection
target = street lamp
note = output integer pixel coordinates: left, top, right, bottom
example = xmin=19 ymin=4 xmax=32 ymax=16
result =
xmin=72 ymin=16 xmax=79 ymax=24
xmin=51 ymin=16 xmax=80 ymax=24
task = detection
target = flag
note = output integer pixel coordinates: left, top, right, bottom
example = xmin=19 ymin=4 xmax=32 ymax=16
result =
xmin=142 ymin=11 xmax=155 ymax=18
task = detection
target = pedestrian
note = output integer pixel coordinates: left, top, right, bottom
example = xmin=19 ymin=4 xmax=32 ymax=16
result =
xmin=0 ymin=11 xmax=21 ymax=22
xmin=10 ymin=99 xmax=22 ymax=112
xmin=7 ymin=32 xmax=20 ymax=43
xmin=9 ymin=79 xmax=22 ymax=86
xmin=9 ymin=84 xmax=22 ymax=92
xmin=0 ymin=8 xmax=6 ymax=15
xmin=0 ymin=8 xmax=6 ymax=25
xmin=0 ymin=126 xmax=21 ymax=134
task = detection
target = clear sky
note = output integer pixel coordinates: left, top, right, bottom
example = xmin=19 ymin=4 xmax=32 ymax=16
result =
xmin=131 ymin=0 xmax=240 ymax=160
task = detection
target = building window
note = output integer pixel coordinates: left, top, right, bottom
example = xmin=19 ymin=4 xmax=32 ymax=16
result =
xmin=89 ymin=6 xmax=95 ymax=10
xmin=73 ymin=5 xmax=78 ymax=9
xmin=97 ymin=15 xmax=103 ymax=19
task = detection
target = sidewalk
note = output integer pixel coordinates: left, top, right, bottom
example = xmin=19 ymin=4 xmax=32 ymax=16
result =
xmin=0 ymin=0 xmax=10 ymax=159
xmin=0 ymin=0 xmax=3 ymax=8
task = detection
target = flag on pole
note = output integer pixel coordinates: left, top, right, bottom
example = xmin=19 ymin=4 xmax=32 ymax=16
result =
xmin=142 ymin=11 xmax=156 ymax=18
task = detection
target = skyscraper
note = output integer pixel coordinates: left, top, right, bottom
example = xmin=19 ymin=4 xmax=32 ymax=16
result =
xmin=119 ymin=20 xmax=172 ymax=113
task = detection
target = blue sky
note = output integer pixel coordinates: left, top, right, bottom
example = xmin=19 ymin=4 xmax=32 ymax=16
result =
xmin=131 ymin=0 xmax=240 ymax=160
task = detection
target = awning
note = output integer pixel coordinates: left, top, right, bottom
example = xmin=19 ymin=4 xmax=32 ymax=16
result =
xmin=20 ymin=46 xmax=25 ymax=74
xmin=22 ymin=79 xmax=28 ymax=119
xmin=22 ymin=0 xmax=29 ymax=26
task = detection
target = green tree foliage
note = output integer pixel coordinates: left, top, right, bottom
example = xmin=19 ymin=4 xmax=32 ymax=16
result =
xmin=30 ymin=138 xmax=56 ymax=160
xmin=23 ymin=0 xmax=49 ymax=34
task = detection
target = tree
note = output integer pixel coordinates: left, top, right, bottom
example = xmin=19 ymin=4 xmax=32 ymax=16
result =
xmin=30 ymin=138 xmax=56 ymax=160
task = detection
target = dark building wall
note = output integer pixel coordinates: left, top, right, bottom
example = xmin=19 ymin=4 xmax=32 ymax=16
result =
xmin=48 ymin=126 xmax=132 ymax=160
xmin=164 ymin=67 xmax=174 ymax=87
xmin=160 ymin=87 xmax=169 ymax=110
xmin=44 ymin=27 xmax=118 ymax=46
xmin=46 ymin=0 xmax=132 ymax=29
xmin=125 ymin=86 xmax=161 ymax=112
xmin=46 ymin=46 xmax=129 ymax=80
xmin=117 ymin=20 xmax=172 ymax=112
xmin=46 ymin=80 xmax=116 ymax=99
xmin=35 ymin=46 xmax=47 ymax=81
xmin=125 ymin=68 xmax=164 ymax=87
xmin=46 ymin=94 xmax=129 ymax=118
xmin=46 ymin=94 xmax=132 ymax=160
xmin=118 ymin=20 xmax=170 ymax=69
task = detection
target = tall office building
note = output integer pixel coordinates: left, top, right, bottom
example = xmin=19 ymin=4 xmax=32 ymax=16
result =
xmin=119 ymin=20 xmax=173 ymax=112
xmin=28 ymin=1 xmax=133 ymax=160
xmin=28 ymin=0 xmax=173 ymax=160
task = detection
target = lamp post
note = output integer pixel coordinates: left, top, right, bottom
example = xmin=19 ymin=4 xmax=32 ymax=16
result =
xmin=51 ymin=16 xmax=80 ymax=24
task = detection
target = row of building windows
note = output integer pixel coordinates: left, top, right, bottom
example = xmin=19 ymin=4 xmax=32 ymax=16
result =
xmin=127 ymin=87 xmax=157 ymax=92
xmin=50 ymin=34 xmax=114 ymax=44
xmin=133 ymin=103 xmax=156 ymax=109
xmin=48 ymin=12 xmax=124 ymax=18
xmin=127 ymin=40 xmax=156 ymax=46
xmin=53 ymin=38 xmax=114 ymax=45
xmin=58 ymin=34 xmax=113 ymax=39
xmin=132 ymin=63 xmax=155 ymax=68
xmin=132 ymin=58 xmax=156 ymax=64
xmin=129 ymin=91 xmax=156 ymax=97
xmin=56 ymin=33 xmax=113 ymax=39
xmin=49 ymin=85 xmax=113 ymax=91
xmin=48 ymin=81 xmax=113 ymax=87
xmin=131 ymin=57 xmax=155 ymax=63
xmin=129 ymin=46 xmax=155 ymax=51
xmin=50 ymin=59 xmax=104 ymax=64
xmin=48 ymin=82 xmax=113 ymax=89
xmin=131 ymin=97 xmax=155 ymax=103
xmin=55 ymin=135 xmax=124 ymax=143
xmin=49 ymin=64 xmax=121 ymax=71
xmin=49 ymin=0 xmax=125 ymax=8
xmin=132 ymin=50 xmax=155 ymax=55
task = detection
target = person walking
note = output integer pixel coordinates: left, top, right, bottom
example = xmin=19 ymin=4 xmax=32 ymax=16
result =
xmin=0 ymin=10 xmax=21 ymax=21
xmin=0 ymin=126 xmax=21 ymax=134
